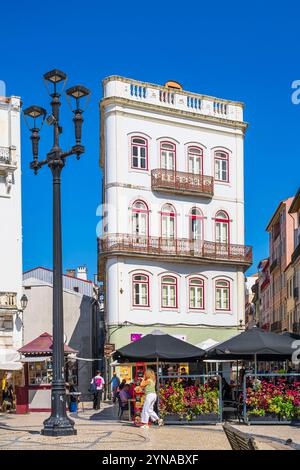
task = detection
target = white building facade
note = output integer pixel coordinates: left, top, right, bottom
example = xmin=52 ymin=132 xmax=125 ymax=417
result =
xmin=0 ymin=94 xmax=23 ymax=350
xmin=98 ymin=77 xmax=252 ymax=349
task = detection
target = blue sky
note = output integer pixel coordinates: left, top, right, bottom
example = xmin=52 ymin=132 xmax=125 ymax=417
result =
xmin=1 ymin=1 xmax=300 ymax=279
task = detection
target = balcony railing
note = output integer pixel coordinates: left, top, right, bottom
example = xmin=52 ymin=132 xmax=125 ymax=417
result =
xmin=0 ymin=146 xmax=17 ymax=175
xmin=151 ymin=169 xmax=214 ymax=197
xmin=292 ymin=243 xmax=300 ymax=264
xmin=0 ymin=292 xmax=17 ymax=310
xmin=271 ymin=320 xmax=282 ymax=333
xmin=98 ymin=234 xmax=252 ymax=266
xmin=270 ymin=258 xmax=278 ymax=273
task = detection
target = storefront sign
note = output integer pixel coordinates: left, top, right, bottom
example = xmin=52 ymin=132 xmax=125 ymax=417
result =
xmin=104 ymin=343 xmax=115 ymax=356
xmin=130 ymin=333 xmax=143 ymax=342
xmin=119 ymin=366 xmax=131 ymax=382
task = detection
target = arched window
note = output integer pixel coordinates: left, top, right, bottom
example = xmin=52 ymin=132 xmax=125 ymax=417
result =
xmin=131 ymin=137 xmax=148 ymax=170
xmin=189 ymin=277 xmax=205 ymax=310
xmin=132 ymin=274 xmax=149 ymax=307
xmin=215 ymin=210 xmax=230 ymax=244
xmin=214 ymin=151 xmax=229 ymax=182
xmin=215 ymin=279 xmax=230 ymax=311
xmin=132 ymin=200 xmax=149 ymax=237
xmin=160 ymin=141 xmax=176 ymax=171
xmin=161 ymin=276 xmax=177 ymax=308
xmin=188 ymin=146 xmax=203 ymax=175
xmin=189 ymin=207 xmax=204 ymax=241
xmin=161 ymin=204 xmax=176 ymax=239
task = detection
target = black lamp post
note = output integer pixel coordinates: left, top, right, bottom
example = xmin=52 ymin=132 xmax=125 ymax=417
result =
xmin=23 ymin=69 xmax=90 ymax=436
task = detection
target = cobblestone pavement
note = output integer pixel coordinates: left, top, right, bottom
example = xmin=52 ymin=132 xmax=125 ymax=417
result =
xmin=0 ymin=402 xmax=298 ymax=450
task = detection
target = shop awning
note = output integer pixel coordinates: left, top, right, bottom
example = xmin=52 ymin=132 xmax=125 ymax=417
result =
xmin=0 ymin=348 xmax=23 ymax=371
xmin=18 ymin=332 xmax=77 ymax=355
xmin=205 ymin=327 xmax=296 ymax=360
xmin=113 ymin=329 xmax=205 ymax=362
xmin=21 ymin=356 xmax=51 ymax=363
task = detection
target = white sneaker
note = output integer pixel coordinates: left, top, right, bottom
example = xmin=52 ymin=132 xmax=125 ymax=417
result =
xmin=157 ymin=419 xmax=164 ymax=426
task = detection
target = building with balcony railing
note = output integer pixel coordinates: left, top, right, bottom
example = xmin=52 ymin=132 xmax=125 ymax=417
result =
xmin=99 ymin=76 xmax=251 ymax=354
xmin=265 ymin=196 xmax=298 ymax=333
xmin=289 ymin=189 xmax=300 ymax=333
xmin=0 ymin=94 xmax=23 ymax=350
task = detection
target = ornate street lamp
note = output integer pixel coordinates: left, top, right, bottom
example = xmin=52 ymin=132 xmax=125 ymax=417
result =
xmin=23 ymin=69 xmax=90 ymax=436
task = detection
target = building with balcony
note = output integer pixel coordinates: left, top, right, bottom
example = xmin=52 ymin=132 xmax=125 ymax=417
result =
xmin=257 ymin=258 xmax=272 ymax=330
xmin=245 ymin=274 xmax=258 ymax=329
xmin=98 ymin=76 xmax=252 ymax=351
xmin=0 ymin=94 xmax=23 ymax=352
xmin=289 ymin=188 xmax=300 ymax=333
xmin=266 ymin=197 xmax=297 ymax=333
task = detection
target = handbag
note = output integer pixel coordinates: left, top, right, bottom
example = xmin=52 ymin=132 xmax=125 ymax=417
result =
xmin=88 ymin=381 xmax=97 ymax=393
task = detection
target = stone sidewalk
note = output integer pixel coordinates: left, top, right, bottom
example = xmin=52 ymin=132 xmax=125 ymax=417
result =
xmin=0 ymin=402 xmax=298 ymax=450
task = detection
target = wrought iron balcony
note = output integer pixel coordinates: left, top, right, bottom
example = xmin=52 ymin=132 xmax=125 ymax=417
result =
xmin=0 ymin=292 xmax=17 ymax=310
xmin=151 ymin=169 xmax=214 ymax=197
xmin=271 ymin=320 xmax=282 ymax=333
xmin=270 ymin=258 xmax=278 ymax=273
xmin=98 ymin=234 xmax=252 ymax=268
xmin=0 ymin=146 xmax=17 ymax=175
xmin=292 ymin=243 xmax=300 ymax=264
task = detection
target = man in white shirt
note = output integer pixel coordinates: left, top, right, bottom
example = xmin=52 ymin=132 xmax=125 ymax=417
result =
xmin=91 ymin=371 xmax=105 ymax=410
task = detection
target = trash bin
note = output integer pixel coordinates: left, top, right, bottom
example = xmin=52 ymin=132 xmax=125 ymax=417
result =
xmin=69 ymin=401 xmax=77 ymax=412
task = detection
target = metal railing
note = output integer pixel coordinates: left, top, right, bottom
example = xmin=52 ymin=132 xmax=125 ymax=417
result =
xmin=98 ymin=234 xmax=252 ymax=266
xmin=157 ymin=373 xmax=223 ymax=424
xmin=151 ymin=169 xmax=214 ymax=197
xmin=243 ymin=373 xmax=300 ymax=425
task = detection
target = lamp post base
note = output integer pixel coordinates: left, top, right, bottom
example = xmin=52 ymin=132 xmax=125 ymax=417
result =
xmin=41 ymin=416 xmax=77 ymax=436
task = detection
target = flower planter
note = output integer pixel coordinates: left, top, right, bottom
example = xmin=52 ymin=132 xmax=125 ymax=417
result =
xmin=247 ymin=413 xmax=278 ymax=423
xmin=163 ymin=412 xmax=218 ymax=424
xmin=193 ymin=413 xmax=219 ymax=423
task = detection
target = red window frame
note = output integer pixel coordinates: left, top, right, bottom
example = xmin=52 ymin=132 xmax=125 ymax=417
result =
xmin=160 ymin=204 xmax=177 ymax=239
xmin=189 ymin=207 xmax=204 ymax=240
xmin=215 ymin=278 xmax=231 ymax=311
xmin=131 ymin=199 xmax=149 ymax=237
xmin=161 ymin=275 xmax=178 ymax=309
xmin=132 ymin=273 xmax=150 ymax=307
xmin=214 ymin=210 xmax=230 ymax=245
xmin=160 ymin=141 xmax=176 ymax=172
xmin=187 ymin=146 xmax=203 ymax=175
xmin=131 ymin=136 xmax=148 ymax=171
xmin=214 ymin=150 xmax=229 ymax=183
xmin=189 ymin=277 xmax=205 ymax=310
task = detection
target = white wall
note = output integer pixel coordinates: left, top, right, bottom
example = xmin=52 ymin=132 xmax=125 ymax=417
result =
xmin=0 ymin=96 xmax=22 ymax=349
xmin=101 ymin=77 xmax=247 ymax=336
xmin=106 ymin=257 xmax=245 ymax=327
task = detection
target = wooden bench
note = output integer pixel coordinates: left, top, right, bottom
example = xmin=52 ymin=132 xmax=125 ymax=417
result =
xmin=223 ymin=423 xmax=259 ymax=450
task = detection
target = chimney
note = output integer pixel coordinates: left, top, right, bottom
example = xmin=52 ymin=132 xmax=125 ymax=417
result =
xmin=77 ymin=266 xmax=88 ymax=281
xmin=66 ymin=269 xmax=76 ymax=278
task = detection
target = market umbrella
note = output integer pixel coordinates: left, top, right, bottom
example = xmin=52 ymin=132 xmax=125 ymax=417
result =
xmin=205 ymin=327 xmax=295 ymax=366
xmin=113 ymin=330 xmax=205 ymax=362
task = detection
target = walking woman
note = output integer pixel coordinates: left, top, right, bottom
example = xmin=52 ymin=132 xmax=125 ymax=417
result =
xmin=139 ymin=369 xmax=163 ymax=429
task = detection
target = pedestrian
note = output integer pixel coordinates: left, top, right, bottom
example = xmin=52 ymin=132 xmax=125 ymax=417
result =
xmin=90 ymin=370 xmax=105 ymax=410
xmin=111 ymin=371 xmax=120 ymax=403
xmin=139 ymin=369 xmax=163 ymax=429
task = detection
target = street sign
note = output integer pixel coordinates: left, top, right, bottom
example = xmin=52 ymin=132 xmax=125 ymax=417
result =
xmin=104 ymin=343 xmax=115 ymax=357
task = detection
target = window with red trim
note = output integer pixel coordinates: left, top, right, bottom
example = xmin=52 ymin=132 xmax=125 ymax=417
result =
xmin=161 ymin=276 xmax=177 ymax=308
xmin=214 ymin=151 xmax=229 ymax=182
xmin=160 ymin=141 xmax=176 ymax=171
xmin=188 ymin=146 xmax=203 ymax=175
xmin=161 ymin=204 xmax=176 ymax=239
xmin=132 ymin=274 xmax=149 ymax=307
xmin=189 ymin=207 xmax=204 ymax=241
xmin=132 ymin=200 xmax=149 ymax=237
xmin=215 ymin=279 xmax=230 ymax=311
xmin=189 ymin=277 xmax=204 ymax=310
xmin=215 ymin=210 xmax=230 ymax=244
xmin=131 ymin=137 xmax=148 ymax=170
